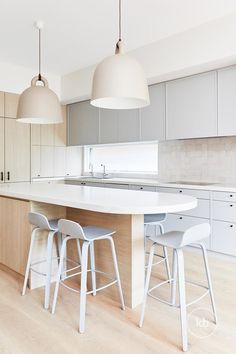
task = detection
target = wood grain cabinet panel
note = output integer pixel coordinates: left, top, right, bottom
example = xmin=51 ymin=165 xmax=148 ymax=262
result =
xmin=4 ymin=92 xmax=19 ymax=118
xmin=5 ymin=118 xmax=30 ymax=182
xmin=0 ymin=92 xmax=4 ymax=117
xmin=55 ymin=105 xmax=67 ymax=146
xmin=0 ymin=118 xmax=4 ymax=183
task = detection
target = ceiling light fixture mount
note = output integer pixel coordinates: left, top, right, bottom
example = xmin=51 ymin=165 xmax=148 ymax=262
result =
xmin=17 ymin=21 xmax=62 ymax=124
xmin=91 ymin=0 xmax=150 ymax=110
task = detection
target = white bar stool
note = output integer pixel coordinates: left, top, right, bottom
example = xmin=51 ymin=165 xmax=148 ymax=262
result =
xmin=22 ymin=212 xmax=60 ymax=309
xmin=144 ymin=213 xmax=170 ymax=280
xmin=51 ymin=219 xmax=125 ymax=333
xmin=139 ymin=223 xmax=217 ymax=352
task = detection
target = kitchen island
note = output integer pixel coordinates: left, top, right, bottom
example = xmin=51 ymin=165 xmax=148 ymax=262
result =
xmin=0 ymin=183 xmax=197 ymax=308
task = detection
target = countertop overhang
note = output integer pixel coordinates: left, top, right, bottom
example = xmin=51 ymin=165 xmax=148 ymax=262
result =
xmin=0 ymin=183 xmax=197 ymax=215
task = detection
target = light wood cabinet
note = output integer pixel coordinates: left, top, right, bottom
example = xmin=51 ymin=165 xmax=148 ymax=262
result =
xmin=0 ymin=92 xmax=4 ymax=117
xmin=55 ymin=105 xmax=67 ymax=146
xmin=66 ymin=146 xmax=82 ymax=176
xmin=0 ymin=118 xmax=4 ymax=183
xmin=31 ymin=124 xmax=41 ymax=145
xmin=31 ymin=146 xmax=41 ymax=178
xmin=4 ymin=92 xmax=19 ymax=118
xmin=140 ymin=83 xmax=165 ymax=141
xmin=166 ymin=71 xmax=217 ymax=140
xmin=67 ymin=100 xmax=99 ymax=146
xmin=218 ymin=66 xmax=236 ymax=136
xmin=0 ymin=197 xmax=30 ymax=275
xmin=5 ymin=119 xmax=30 ymax=182
xmin=41 ymin=124 xmax=54 ymax=146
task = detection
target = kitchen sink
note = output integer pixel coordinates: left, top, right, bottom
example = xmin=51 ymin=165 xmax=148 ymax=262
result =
xmin=167 ymin=181 xmax=216 ymax=186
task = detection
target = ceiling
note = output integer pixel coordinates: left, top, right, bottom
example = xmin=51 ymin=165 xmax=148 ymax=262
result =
xmin=1 ymin=0 xmax=236 ymax=75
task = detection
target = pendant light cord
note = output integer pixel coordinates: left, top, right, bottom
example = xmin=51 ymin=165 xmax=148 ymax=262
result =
xmin=38 ymin=27 xmax=41 ymax=81
xmin=116 ymin=0 xmax=122 ymax=52
xmin=119 ymin=0 xmax=122 ymax=41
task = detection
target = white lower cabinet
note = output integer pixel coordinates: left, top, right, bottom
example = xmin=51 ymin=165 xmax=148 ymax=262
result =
xmin=130 ymin=185 xmax=156 ymax=192
xmin=66 ymin=146 xmax=82 ymax=177
xmin=40 ymin=146 xmax=54 ymax=178
xmin=212 ymin=220 xmax=236 ymax=256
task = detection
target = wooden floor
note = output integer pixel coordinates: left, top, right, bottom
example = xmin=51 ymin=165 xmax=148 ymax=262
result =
xmin=0 ymin=248 xmax=235 ymax=354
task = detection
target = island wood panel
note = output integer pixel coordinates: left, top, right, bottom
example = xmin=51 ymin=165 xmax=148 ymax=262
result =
xmin=67 ymin=208 xmax=145 ymax=308
xmin=0 ymin=196 xmax=30 ymax=275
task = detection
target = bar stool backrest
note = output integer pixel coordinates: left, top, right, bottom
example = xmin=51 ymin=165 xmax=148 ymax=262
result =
xmin=58 ymin=219 xmax=86 ymax=240
xmin=181 ymin=223 xmax=210 ymax=247
xmin=28 ymin=212 xmax=52 ymax=230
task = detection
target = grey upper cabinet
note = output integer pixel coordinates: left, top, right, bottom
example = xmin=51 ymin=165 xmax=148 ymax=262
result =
xmin=117 ymin=109 xmax=140 ymax=143
xmin=166 ymin=71 xmax=217 ymax=140
xmin=67 ymin=100 xmax=99 ymax=146
xmin=218 ymin=66 xmax=236 ymax=136
xmin=99 ymin=109 xmax=119 ymax=144
xmin=140 ymin=83 xmax=165 ymax=141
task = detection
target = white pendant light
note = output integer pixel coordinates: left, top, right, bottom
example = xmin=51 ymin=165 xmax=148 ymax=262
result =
xmin=91 ymin=0 xmax=150 ymax=110
xmin=17 ymin=21 xmax=62 ymax=124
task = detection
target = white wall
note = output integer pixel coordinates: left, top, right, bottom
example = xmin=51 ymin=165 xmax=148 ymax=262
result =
xmin=61 ymin=12 xmax=236 ymax=103
xmin=0 ymin=61 xmax=61 ymax=97
xmin=158 ymin=137 xmax=236 ymax=184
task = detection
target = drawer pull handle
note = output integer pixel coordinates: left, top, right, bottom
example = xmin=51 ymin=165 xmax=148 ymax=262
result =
xmin=230 ymin=225 xmax=234 ymax=228
xmin=140 ymin=187 xmax=143 ymax=190
xmin=179 ymin=217 xmax=183 ymax=220
xmin=179 ymin=190 xmax=183 ymax=193
xmin=230 ymin=204 xmax=233 ymax=207
xmin=230 ymin=194 xmax=233 ymax=197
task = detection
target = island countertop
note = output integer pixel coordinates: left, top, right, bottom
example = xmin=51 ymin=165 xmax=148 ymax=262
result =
xmin=0 ymin=183 xmax=197 ymax=214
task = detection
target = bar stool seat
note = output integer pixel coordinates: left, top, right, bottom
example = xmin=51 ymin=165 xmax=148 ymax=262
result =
xmin=51 ymin=219 xmax=125 ymax=334
xmin=139 ymin=223 xmax=217 ymax=352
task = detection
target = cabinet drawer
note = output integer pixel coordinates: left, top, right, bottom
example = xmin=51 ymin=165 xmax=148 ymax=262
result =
xmin=212 ymin=200 xmax=236 ymax=222
xmin=163 ymin=214 xmax=210 ymax=248
xmin=212 ymin=220 xmax=236 ymax=256
xmin=212 ymin=191 xmax=236 ymax=202
xmin=156 ymin=186 xmax=210 ymax=199
xmin=178 ymin=199 xmax=210 ymax=218
xmin=130 ymin=185 xmax=156 ymax=192
xmin=104 ymin=183 xmax=129 ymax=190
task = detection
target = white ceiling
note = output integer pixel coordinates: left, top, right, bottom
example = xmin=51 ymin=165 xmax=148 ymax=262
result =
xmin=1 ymin=0 xmax=236 ymax=75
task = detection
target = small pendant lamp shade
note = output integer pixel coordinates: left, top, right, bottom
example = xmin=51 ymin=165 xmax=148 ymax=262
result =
xmin=91 ymin=50 xmax=150 ymax=109
xmin=17 ymin=76 xmax=63 ymax=124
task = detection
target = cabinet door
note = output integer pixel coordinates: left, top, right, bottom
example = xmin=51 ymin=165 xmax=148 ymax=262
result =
xmin=212 ymin=220 xmax=236 ymax=256
xmin=66 ymin=146 xmax=82 ymax=176
xmin=140 ymin=84 xmax=165 ymax=141
xmin=99 ymin=109 xmax=119 ymax=143
xmin=218 ymin=66 xmax=236 ymax=136
xmin=5 ymin=119 xmax=30 ymax=182
xmin=0 ymin=92 xmax=4 ymax=117
xmin=166 ymin=72 xmax=217 ymax=139
xmin=31 ymin=124 xmax=41 ymax=145
xmin=40 ymin=146 xmax=54 ymax=177
xmin=55 ymin=105 xmax=67 ymax=146
xmin=118 ymin=109 xmax=140 ymax=143
xmin=0 ymin=118 xmax=4 ymax=183
xmin=31 ymin=145 xmax=41 ymax=178
xmin=41 ymin=124 xmax=54 ymax=145
xmin=67 ymin=100 xmax=99 ymax=146
xmin=54 ymin=147 xmax=66 ymax=177
xmin=4 ymin=92 xmax=19 ymax=118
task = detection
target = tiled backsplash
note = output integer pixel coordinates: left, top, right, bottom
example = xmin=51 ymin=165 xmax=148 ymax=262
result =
xmin=158 ymin=136 xmax=236 ymax=183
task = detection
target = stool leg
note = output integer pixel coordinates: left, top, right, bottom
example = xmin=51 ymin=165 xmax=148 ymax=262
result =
xmin=76 ymin=239 xmax=82 ymax=264
xmin=171 ymin=249 xmax=177 ymax=306
xmin=199 ymin=243 xmax=217 ymax=324
xmin=45 ymin=230 xmax=57 ymax=310
xmin=51 ymin=237 xmax=69 ymax=314
xmin=158 ymin=224 xmax=171 ymax=281
xmin=108 ymin=237 xmax=125 ymax=310
xmin=176 ymin=249 xmax=188 ymax=352
xmin=89 ymin=241 xmax=97 ymax=296
xmin=139 ymin=242 xmax=155 ymax=328
xmin=22 ymin=227 xmax=39 ymax=296
xmin=79 ymin=241 xmax=90 ymax=334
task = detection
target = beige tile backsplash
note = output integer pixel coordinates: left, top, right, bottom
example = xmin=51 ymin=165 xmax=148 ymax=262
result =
xmin=158 ymin=136 xmax=236 ymax=183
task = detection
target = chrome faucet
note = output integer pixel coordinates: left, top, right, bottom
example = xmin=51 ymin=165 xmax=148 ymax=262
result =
xmin=101 ymin=164 xmax=108 ymax=178
xmin=89 ymin=163 xmax=94 ymax=177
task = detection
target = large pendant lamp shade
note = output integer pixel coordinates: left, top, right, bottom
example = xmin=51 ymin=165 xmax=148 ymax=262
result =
xmin=91 ymin=0 xmax=149 ymax=110
xmin=17 ymin=22 xmax=62 ymax=124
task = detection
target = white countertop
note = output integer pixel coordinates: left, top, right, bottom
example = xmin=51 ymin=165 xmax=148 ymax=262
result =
xmin=0 ymin=183 xmax=197 ymax=215
xmin=65 ymin=176 xmax=236 ymax=192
